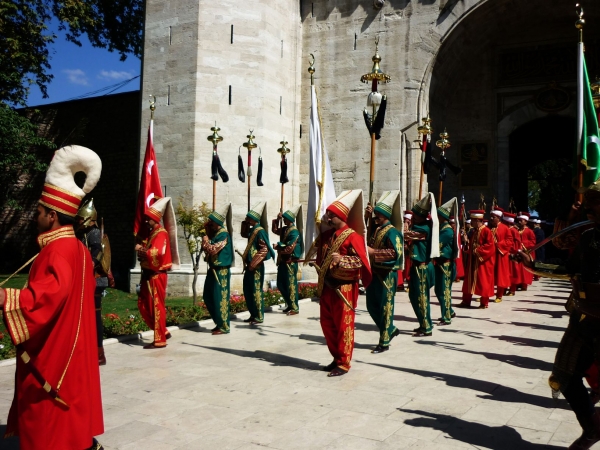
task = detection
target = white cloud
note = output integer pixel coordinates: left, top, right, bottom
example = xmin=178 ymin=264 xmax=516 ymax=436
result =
xmin=63 ymin=69 xmax=89 ymax=86
xmin=98 ymin=70 xmax=134 ymax=81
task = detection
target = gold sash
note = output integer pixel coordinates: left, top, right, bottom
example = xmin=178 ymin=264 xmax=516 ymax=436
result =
xmin=242 ymin=226 xmax=263 ymax=262
xmin=317 ymin=228 xmax=354 ymax=296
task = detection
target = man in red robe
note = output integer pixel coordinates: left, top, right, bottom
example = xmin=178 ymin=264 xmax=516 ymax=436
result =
xmin=0 ymin=146 xmax=104 ymax=449
xmin=502 ymin=212 xmax=521 ymax=296
xmin=514 ymin=211 xmax=536 ymax=291
xmin=135 ymin=196 xmax=177 ymax=349
xmin=458 ymin=210 xmax=496 ymax=308
xmin=316 ymin=190 xmax=371 ymax=377
xmin=451 ymin=216 xmax=465 ymax=281
xmin=489 ymin=207 xmax=513 ymax=302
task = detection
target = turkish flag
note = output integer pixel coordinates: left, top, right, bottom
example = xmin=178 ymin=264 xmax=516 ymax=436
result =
xmin=134 ymin=119 xmax=164 ymax=236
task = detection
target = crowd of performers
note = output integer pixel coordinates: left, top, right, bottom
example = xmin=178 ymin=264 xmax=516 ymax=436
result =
xmin=1 ymin=144 xmax=600 ymax=450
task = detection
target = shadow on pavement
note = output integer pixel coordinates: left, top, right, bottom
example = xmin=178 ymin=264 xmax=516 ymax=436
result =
xmin=484 ymin=319 xmax=566 ymax=333
xmin=512 ymin=308 xmax=568 ymax=319
xmin=359 ymin=362 xmax=569 ymax=410
xmin=399 ymin=409 xmax=566 ymax=450
xmin=492 ymin=335 xmax=559 ymax=349
xmin=414 ymin=341 xmax=554 ymax=371
xmin=184 ymin=344 xmax=323 ymax=370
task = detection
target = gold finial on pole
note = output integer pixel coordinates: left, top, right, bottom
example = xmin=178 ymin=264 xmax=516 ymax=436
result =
xmin=360 ymin=36 xmax=391 ymax=85
xmin=242 ymin=130 xmax=257 ymax=211
xmin=207 ymin=124 xmax=223 ymax=145
xmin=149 ymin=95 xmax=156 ymax=120
xmin=576 ymin=3 xmax=585 ymax=43
xmin=436 ymin=128 xmax=451 ymax=204
xmin=308 ymin=54 xmax=316 ymax=86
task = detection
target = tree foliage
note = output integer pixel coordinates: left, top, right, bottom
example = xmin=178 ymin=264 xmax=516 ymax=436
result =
xmin=528 ymin=158 xmax=574 ymax=219
xmin=176 ymin=200 xmax=212 ymax=305
xmin=0 ymin=104 xmax=55 ymax=208
xmin=0 ymin=0 xmax=143 ymax=106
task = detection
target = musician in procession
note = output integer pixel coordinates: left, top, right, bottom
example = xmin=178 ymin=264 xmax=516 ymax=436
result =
xmin=316 ymin=190 xmax=371 ymax=376
xmin=135 ymin=197 xmax=179 ymax=348
xmin=241 ymin=202 xmax=275 ymax=325
xmin=434 ymin=198 xmax=458 ymax=325
xmin=513 ymin=211 xmax=536 ymax=291
xmin=458 ymin=210 xmax=495 ymax=309
xmin=0 ymin=146 xmax=104 ymax=450
xmin=201 ymin=203 xmax=234 ymax=334
xmin=272 ymin=205 xmax=304 ymax=316
xmin=364 ymin=191 xmax=403 ymax=353
xmin=488 ymin=207 xmax=513 ymax=303
xmin=404 ymin=193 xmax=439 ymax=337
xmin=400 ymin=210 xmax=413 ymax=291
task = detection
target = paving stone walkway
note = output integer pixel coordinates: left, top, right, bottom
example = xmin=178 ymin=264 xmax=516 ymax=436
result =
xmin=0 ymin=279 xmax=588 ymax=449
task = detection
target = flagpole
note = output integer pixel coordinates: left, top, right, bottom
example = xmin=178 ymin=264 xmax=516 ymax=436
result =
xmin=360 ymin=36 xmax=391 ymax=207
xmin=207 ymin=125 xmax=223 ymax=211
xmin=242 ymin=131 xmax=257 ymax=211
xmin=576 ymin=4 xmax=585 ymax=202
xmin=417 ymin=115 xmax=432 ymax=199
xmin=278 ymin=139 xmax=290 ymax=215
xmin=436 ymin=128 xmax=451 ymax=204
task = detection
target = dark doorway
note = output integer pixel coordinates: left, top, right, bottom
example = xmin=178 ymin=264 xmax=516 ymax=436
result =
xmin=508 ymin=115 xmax=576 ymax=218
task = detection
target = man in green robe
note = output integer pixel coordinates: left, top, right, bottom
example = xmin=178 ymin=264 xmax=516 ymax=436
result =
xmin=404 ymin=193 xmax=439 ymax=337
xmin=242 ymin=202 xmax=275 ymax=325
xmin=272 ymin=205 xmax=304 ymax=315
xmin=365 ymin=190 xmax=404 ymax=353
xmin=201 ymin=203 xmax=234 ymax=335
xmin=435 ymin=198 xmax=459 ymax=326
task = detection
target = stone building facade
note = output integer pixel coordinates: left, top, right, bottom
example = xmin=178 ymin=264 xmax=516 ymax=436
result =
xmin=138 ymin=0 xmax=600 ymax=294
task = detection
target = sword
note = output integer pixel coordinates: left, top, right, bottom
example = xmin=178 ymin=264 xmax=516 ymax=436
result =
xmin=527 ymin=220 xmax=593 ymax=255
xmin=20 ymin=351 xmax=69 ymax=407
xmin=235 ymin=249 xmax=247 ymax=272
xmin=335 ymin=288 xmax=356 ymax=312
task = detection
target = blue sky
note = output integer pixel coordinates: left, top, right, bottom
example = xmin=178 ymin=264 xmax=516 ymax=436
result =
xmin=26 ymin=18 xmax=141 ymax=107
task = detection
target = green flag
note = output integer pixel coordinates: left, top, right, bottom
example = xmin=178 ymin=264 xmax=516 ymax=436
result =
xmin=577 ymin=45 xmax=600 ymax=188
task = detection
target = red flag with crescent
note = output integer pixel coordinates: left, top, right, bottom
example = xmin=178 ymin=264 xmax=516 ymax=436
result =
xmin=134 ymin=119 xmax=164 ymax=236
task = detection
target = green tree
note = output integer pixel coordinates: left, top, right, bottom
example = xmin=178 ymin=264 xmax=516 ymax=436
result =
xmin=0 ymin=104 xmax=55 ymax=208
xmin=0 ymin=0 xmax=143 ymax=106
xmin=176 ymin=200 xmax=212 ymax=305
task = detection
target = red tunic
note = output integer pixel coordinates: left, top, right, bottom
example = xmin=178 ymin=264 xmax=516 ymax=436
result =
xmin=518 ymin=227 xmax=536 ymax=286
xmin=138 ymin=225 xmax=172 ymax=346
xmin=2 ymin=226 xmax=103 ymax=449
xmin=492 ymin=222 xmax=513 ymax=288
xmin=508 ymin=226 xmax=522 ymax=286
xmin=462 ymin=225 xmax=496 ymax=298
xmin=317 ymin=225 xmax=371 ymax=371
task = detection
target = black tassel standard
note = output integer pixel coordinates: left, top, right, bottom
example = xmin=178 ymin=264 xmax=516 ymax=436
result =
xmin=211 ymin=152 xmax=219 ymax=180
xmin=257 ymin=156 xmax=264 ymax=186
xmin=280 ymin=157 xmax=289 ymax=184
xmin=215 ymin=154 xmax=229 ymax=182
xmin=238 ymin=154 xmax=245 ymax=182
xmin=371 ymin=96 xmax=387 ymax=140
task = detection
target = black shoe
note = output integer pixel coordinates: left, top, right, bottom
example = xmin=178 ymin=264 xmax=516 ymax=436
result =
xmin=243 ymin=317 xmax=255 ymax=323
xmin=328 ymin=367 xmax=348 ymax=377
xmin=371 ymin=345 xmax=389 ymax=354
xmin=437 ymin=320 xmax=451 ymax=326
xmin=389 ymin=328 xmax=401 ymax=342
xmin=322 ymin=361 xmax=336 ymax=371
xmin=412 ymin=330 xmax=432 ymax=337
xmin=282 ymin=306 xmax=291 ymax=313
xmin=88 ymin=438 xmax=104 ymax=450
xmin=413 ymin=327 xmax=422 ymax=333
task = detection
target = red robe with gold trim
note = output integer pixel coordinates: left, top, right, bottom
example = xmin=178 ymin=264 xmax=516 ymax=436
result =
xmin=492 ymin=222 xmax=513 ymax=289
xmin=138 ymin=225 xmax=172 ymax=346
xmin=508 ymin=225 xmax=521 ymax=286
xmin=462 ymin=225 xmax=496 ymax=298
xmin=317 ymin=225 xmax=371 ymax=372
xmin=2 ymin=226 xmax=103 ymax=450
xmin=518 ymin=227 xmax=536 ymax=286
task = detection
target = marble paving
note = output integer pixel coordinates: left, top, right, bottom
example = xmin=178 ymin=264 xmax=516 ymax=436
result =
xmin=0 ymin=279 xmax=587 ymax=449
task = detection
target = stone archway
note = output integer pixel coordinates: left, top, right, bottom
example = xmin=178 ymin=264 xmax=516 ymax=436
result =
xmin=421 ymin=0 xmax=600 ymax=209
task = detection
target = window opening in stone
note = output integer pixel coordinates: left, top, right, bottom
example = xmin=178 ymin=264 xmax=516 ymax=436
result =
xmin=229 ymin=85 xmax=232 ymax=105
xmin=231 ymin=25 xmax=234 ymax=44
xmin=167 ymin=85 xmax=171 ymax=105
xmin=169 ymin=26 xmax=172 ymax=45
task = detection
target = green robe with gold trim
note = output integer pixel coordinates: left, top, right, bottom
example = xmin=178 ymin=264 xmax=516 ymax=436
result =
xmin=242 ymin=226 xmax=275 ymax=322
xmin=434 ymin=222 xmax=456 ymax=324
xmin=365 ymin=221 xmax=404 ymax=346
xmin=408 ymin=223 xmax=435 ymax=333
xmin=202 ymin=227 xmax=234 ymax=332
xmin=275 ymin=225 xmax=303 ymax=312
